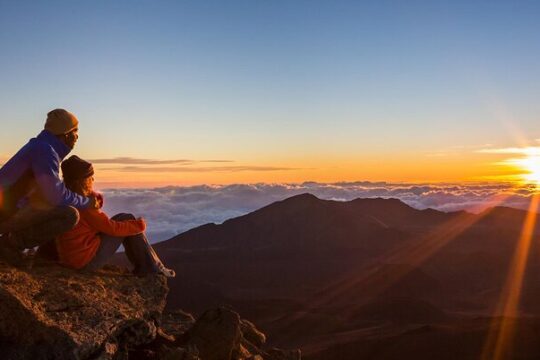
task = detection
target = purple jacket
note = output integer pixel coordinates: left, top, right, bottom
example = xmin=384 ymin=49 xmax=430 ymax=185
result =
xmin=0 ymin=130 xmax=90 ymax=220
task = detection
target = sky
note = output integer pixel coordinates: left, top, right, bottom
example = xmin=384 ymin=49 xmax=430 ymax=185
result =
xmin=2 ymin=0 xmax=540 ymax=186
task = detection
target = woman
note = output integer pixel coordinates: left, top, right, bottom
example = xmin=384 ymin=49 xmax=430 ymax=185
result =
xmin=56 ymin=155 xmax=175 ymax=277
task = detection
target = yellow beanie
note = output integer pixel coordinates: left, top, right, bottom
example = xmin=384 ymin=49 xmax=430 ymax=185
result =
xmin=44 ymin=109 xmax=79 ymax=135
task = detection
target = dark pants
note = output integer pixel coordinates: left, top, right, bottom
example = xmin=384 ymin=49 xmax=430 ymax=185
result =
xmin=0 ymin=206 xmax=79 ymax=250
xmin=84 ymin=213 xmax=163 ymax=275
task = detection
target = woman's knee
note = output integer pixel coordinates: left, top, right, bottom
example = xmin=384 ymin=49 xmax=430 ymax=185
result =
xmin=112 ymin=213 xmax=136 ymax=221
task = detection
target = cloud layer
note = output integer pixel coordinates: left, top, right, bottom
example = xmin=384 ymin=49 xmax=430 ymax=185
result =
xmin=104 ymin=165 xmax=301 ymax=173
xmin=100 ymin=181 xmax=539 ymax=243
xmin=89 ymin=157 xmax=233 ymax=165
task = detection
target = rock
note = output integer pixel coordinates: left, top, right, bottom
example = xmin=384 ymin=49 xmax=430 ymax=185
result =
xmin=161 ymin=309 xmax=196 ymax=340
xmin=265 ymin=348 xmax=302 ymax=360
xmin=157 ymin=344 xmax=200 ymax=360
xmin=0 ymin=260 xmax=300 ymax=360
xmin=233 ymin=343 xmax=253 ymax=359
xmin=246 ymin=355 xmax=264 ymax=360
xmin=240 ymin=319 xmax=266 ymax=348
xmin=183 ymin=307 xmax=242 ymax=360
xmin=0 ymin=262 xmax=168 ymax=360
xmin=174 ymin=307 xmax=301 ymax=360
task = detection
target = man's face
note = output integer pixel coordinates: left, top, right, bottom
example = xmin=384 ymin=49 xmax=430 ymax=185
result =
xmin=63 ymin=128 xmax=79 ymax=150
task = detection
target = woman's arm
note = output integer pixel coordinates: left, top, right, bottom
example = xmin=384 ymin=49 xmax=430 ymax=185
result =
xmin=82 ymin=209 xmax=146 ymax=237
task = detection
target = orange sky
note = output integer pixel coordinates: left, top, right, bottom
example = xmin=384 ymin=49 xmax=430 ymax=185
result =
xmin=88 ymin=149 xmax=532 ymax=188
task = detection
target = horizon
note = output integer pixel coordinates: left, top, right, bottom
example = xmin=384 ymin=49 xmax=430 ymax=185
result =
xmin=96 ymin=180 xmax=538 ymax=244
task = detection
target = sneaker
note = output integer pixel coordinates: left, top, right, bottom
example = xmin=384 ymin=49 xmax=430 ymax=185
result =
xmin=157 ymin=263 xmax=176 ymax=278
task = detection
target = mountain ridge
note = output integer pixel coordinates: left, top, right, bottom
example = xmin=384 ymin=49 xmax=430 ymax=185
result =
xmin=149 ymin=192 xmax=540 ymax=359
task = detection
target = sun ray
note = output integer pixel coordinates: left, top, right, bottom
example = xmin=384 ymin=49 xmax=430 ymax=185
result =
xmin=481 ymin=194 xmax=540 ymax=360
xmin=327 ymin=193 xmax=514 ymax=301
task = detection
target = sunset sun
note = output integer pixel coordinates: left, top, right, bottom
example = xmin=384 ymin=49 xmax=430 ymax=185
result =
xmin=516 ymin=156 xmax=540 ymax=185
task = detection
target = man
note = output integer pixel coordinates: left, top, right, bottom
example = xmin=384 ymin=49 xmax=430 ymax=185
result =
xmin=0 ymin=109 xmax=100 ymax=264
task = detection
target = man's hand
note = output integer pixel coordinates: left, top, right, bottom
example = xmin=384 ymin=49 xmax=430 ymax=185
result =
xmin=89 ymin=195 xmax=102 ymax=209
xmin=93 ymin=192 xmax=104 ymax=208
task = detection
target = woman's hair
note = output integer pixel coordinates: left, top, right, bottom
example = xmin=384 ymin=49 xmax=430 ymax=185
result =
xmin=61 ymin=155 xmax=95 ymax=196
xmin=64 ymin=177 xmax=91 ymax=196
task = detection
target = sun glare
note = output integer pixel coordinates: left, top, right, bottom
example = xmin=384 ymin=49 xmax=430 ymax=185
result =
xmin=509 ymin=155 xmax=540 ymax=185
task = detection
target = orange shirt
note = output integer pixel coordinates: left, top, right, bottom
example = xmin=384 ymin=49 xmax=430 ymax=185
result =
xmin=56 ymin=207 xmax=146 ymax=269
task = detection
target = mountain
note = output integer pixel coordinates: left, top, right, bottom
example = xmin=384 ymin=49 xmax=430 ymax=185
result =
xmin=152 ymin=193 xmax=540 ymax=359
xmin=155 ymin=194 xmax=421 ymax=308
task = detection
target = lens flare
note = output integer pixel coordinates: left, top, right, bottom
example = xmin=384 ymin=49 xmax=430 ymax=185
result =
xmin=481 ymin=194 xmax=540 ymax=360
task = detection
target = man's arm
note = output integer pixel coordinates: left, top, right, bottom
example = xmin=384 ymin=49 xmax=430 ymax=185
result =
xmin=31 ymin=144 xmax=91 ymax=209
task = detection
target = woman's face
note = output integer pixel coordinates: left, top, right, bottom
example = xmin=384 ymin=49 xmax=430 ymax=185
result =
xmin=81 ymin=176 xmax=95 ymax=196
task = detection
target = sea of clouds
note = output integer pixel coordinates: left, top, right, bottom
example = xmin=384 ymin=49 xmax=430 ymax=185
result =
xmin=99 ymin=182 xmax=539 ymax=243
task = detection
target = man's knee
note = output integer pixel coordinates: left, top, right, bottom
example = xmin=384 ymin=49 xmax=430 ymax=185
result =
xmin=112 ymin=213 xmax=136 ymax=221
xmin=58 ymin=206 xmax=80 ymax=230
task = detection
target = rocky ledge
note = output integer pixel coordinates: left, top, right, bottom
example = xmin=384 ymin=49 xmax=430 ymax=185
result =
xmin=0 ymin=261 xmax=300 ymax=360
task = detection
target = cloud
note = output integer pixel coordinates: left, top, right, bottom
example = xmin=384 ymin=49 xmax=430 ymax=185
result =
xmin=83 ymin=157 xmax=301 ymax=175
xmin=89 ymin=157 xmax=233 ymax=165
xmin=104 ymin=165 xmax=301 ymax=173
xmin=425 ymin=143 xmax=496 ymax=157
xmin=478 ymin=147 xmax=540 ymax=156
xmin=100 ymin=181 xmax=539 ymax=244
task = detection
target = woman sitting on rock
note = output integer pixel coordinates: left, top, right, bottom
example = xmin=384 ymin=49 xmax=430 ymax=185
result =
xmin=56 ymin=155 xmax=175 ymax=277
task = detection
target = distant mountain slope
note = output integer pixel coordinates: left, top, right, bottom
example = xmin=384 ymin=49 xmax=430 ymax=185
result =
xmin=157 ymin=193 xmax=463 ymax=252
xmin=150 ymin=193 xmax=540 ymax=358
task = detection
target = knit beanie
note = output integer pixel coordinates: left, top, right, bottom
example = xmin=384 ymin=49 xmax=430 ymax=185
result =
xmin=45 ymin=109 xmax=79 ymax=135
xmin=62 ymin=155 xmax=94 ymax=181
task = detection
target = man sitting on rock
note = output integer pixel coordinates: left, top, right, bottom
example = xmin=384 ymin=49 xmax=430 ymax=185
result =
xmin=0 ymin=109 xmax=100 ymax=264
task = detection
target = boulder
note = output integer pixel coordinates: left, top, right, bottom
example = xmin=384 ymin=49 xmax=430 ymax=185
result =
xmin=0 ymin=262 xmax=168 ymax=360
xmin=172 ymin=307 xmax=301 ymax=360
xmin=240 ymin=319 xmax=266 ymax=348
xmin=183 ymin=308 xmax=242 ymax=360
